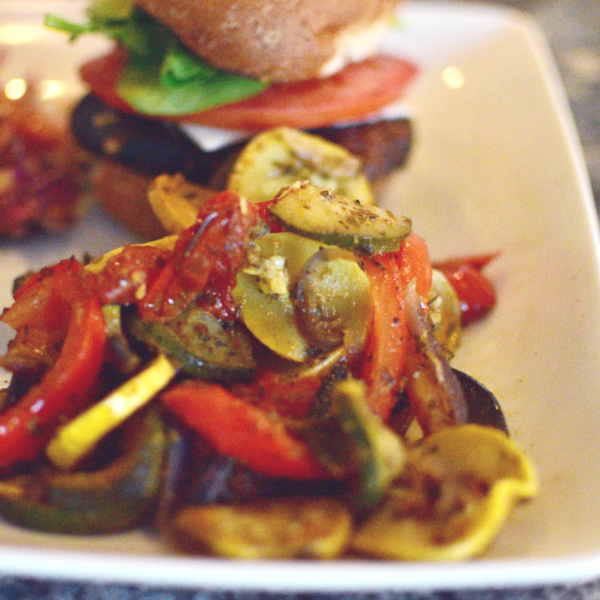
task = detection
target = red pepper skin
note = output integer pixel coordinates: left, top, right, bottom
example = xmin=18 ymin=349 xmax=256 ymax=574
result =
xmin=93 ymin=245 xmax=171 ymax=305
xmin=161 ymin=381 xmax=329 ymax=480
xmin=434 ymin=253 xmax=498 ymax=325
xmin=232 ymin=365 xmax=331 ymax=420
xmin=396 ymin=233 xmax=432 ymax=298
xmin=255 ymin=197 xmax=283 ymax=232
xmin=5 ymin=258 xmax=84 ymax=333
xmin=0 ymin=264 xmax=106 ymax=469
xmin=359 ymin=254 xmax=408 ymax=421
xmin=139 ymin=190 xmax=259 ymax=322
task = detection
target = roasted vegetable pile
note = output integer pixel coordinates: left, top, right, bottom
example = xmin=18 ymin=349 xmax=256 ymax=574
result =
xmin=0 ymin=129 xmax=536 ymax=560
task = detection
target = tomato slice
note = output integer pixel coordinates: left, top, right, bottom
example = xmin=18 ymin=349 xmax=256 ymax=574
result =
xmin=139 ymin=190 xmax=259 ymax=322
xmin=185 ymin=56 xmax=418 ymax=130
xmin=80 ymin=50 xmax=418 ymax=130
xmin=79 ymin=49 xmax=132 ymax=114
xmin=93 ymin=245 xmax=172 ymax=306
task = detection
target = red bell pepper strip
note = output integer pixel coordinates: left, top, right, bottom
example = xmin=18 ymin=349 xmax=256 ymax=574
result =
xmin=4 ymin=257 xmax=84 ymax=333
xmin=232 ymin=363 xmax=334 ymax=420
xmin=139 ymin=190 xmax=259 ymax=322
xmin=396 ymin=233 xmax=432 ymax=298
xmin=0 ymin=261 xmax=107 ymax=469
xmin=161 ymin=380 xmax=329 ymax=480
xmin=358 ymin=254 xmax=408 ymax=421
xmin=434 ymin=253 xmax=498 ymax=325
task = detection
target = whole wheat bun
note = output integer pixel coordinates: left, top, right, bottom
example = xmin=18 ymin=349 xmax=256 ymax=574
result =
xmin=135 ymin=0 xmax=402 ymax=82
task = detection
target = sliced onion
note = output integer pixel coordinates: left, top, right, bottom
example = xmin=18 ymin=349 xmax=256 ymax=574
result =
xmin=403 ymin=280 xmax=468 ymax=435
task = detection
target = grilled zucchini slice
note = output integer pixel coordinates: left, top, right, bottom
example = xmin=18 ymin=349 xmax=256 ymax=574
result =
xmin=127 ymin=306 xmax=256 ymax=382
xmin=0 ymin=409 xmax=166 ymax=534
xmin=304 ymin=377 xmax=406 ymax=512
xmin=173 ymin=497 xmax=352 ymax=559
xmin=270 ymin=182 xmax=411 ymax=255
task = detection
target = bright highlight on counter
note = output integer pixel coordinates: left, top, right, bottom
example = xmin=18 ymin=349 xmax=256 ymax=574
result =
xmin=40 ymin=80 xmax=68 ymax=101
xmin=4 ymin=79 xmax=27 ymax=101
xmin=4 ymin=79 xmax=71 ymax=102
xmin=442 ymin=66 xmax=465 ymax=89
xmin=0 ymin=25 xmax=42 ymax=45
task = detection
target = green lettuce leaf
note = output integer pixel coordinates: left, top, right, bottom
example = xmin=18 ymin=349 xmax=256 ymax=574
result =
xmin=44 ymin=2 xmax=269 ymax=117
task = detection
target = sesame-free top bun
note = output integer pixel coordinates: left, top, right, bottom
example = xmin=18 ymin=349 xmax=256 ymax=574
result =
xmin=135 ymin=0 xmax=402 ymax=82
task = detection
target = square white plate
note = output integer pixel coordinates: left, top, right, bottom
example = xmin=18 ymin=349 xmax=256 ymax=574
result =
xmin=0 ymin=0 xmax=599 ymax=592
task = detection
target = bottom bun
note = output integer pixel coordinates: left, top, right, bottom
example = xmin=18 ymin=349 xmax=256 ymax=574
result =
xmin=93 ymin=161 xmax=167 ymax=240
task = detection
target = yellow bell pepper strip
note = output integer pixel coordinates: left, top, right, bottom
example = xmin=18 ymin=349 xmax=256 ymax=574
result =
xmin=46 ymin=354 xmax=177 ymax=470
xmin=0 ymin=259 xmax=107 ymax=469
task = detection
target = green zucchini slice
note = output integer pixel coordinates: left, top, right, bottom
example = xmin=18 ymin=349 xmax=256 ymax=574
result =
xmin=0 ymin=409 xmax=166 ymax=534
xmin=269 ymin=182 xmax=411 ymax=255
xmin=127 ymin=306 xmax=256 ymax=382
xmin=303 ymin=377 xmax=406 ymax=512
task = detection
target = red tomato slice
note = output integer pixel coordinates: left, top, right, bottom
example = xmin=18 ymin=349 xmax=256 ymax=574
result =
xmin=80 ymin=50 xmax=418 ymax=130
xmin=139 ymin=190 xmax=259 ymax=322
xmin=93 ymin=245 xmax=171 ymax=305
xmin=79 ymin=49 xmax=132 ymax=114
xmin=186 ymin=55 xmax=418 ymax=130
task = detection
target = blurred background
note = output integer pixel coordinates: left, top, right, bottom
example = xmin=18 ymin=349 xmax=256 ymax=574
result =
xmin=460 ymin=0 xmax=600 ymax=210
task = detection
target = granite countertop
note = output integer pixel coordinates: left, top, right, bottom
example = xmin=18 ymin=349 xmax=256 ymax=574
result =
xmin=1 ymin=0 xmax=600 ymax=598
xmin=501 ymin=0 xmax=600 ymax=210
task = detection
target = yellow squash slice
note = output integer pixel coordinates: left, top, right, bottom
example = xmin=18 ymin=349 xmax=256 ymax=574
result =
xmin=46 ymin=354 xmax=177 ymax=470
xmin=351 ymin=424 xmax=538 ymax=561
xmin=147 ymin=173 xmax=214 ymax=234
xmin=227 ymin=127 xmax=375 ymax=205
xmin=174 ymin=497 xmax=352 ymax=559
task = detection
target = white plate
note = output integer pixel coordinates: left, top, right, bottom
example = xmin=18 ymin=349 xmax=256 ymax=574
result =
xmin=0 ymin=0 xmax=599 ymax=592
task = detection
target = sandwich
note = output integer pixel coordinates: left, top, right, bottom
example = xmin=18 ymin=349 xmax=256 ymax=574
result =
xmin=46 ymin=0 xmax=418 ymax=238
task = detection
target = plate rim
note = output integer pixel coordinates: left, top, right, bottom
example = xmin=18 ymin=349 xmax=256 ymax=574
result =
xmin=0 ymin=0 xmax=598 ymax=591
